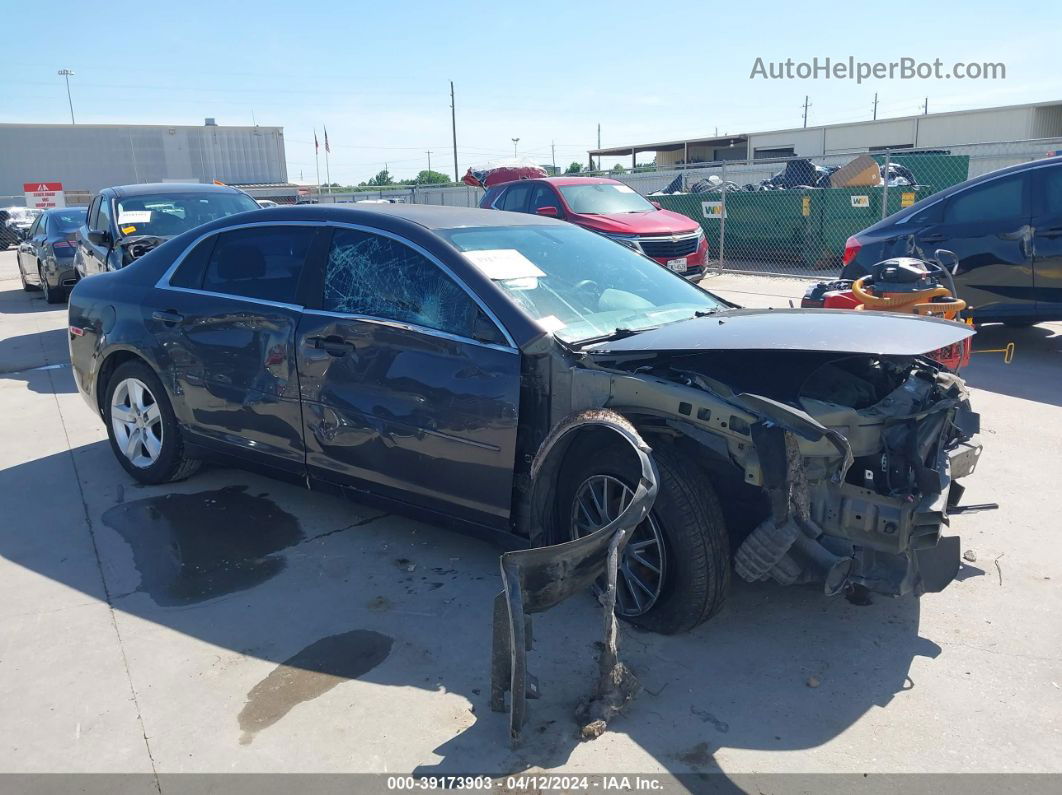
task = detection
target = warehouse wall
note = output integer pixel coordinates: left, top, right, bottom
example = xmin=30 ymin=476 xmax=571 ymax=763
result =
xmin=0 ymin=124 xmax=286 ymax=196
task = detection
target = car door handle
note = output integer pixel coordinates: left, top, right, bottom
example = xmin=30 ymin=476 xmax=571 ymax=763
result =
xmin=152 ymin=309 xmax=184 ymax=326
xmin=308 ymin=335 xmax=356 ymax=356
xmin=1039 ymin=226 xmax=1062 ymax=238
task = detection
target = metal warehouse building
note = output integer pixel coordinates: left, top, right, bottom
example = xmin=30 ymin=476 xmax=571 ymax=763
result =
xmin=0 ymin=120 xmax=287 ymax=200
xmin=590 ymin=99 xmax=1062 ymax=176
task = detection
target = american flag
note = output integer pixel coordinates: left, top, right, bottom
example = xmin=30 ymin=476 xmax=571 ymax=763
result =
xmin=324 ymin=126 xmax=331 ymax=154
xmin=314 ymin=131 xmax=319 ymax=152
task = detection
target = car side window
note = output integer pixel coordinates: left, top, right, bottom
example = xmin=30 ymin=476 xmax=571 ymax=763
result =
xmin=944 ymin=175 xmax=1025 ymax=224
xmin=87 ymin=197 xmax=100 ymax=230
xmin=530 ymin=184 xmax=562 ymax=215
xmin=323 ymin=228 xmax=503 ymax=342
xmin=1038 ymin=165 xmax=1062 ymax=216
xmin=28 ymin=216 xmax=43 ymax=237
xmin=201 ymin=226 xmax=315 ymax=304
xmin=500 ymin=182 xmax=532 ymax=212
xmin=169 ymin=235 xmax=219 ymax=289
xmin=95 ymin=197 xmax=113 ymax=234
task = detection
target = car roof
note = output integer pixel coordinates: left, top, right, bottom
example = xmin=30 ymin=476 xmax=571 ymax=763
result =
xmin=538 ymin=176 xmax=621 ymax=187
xmin=106 ymin=182 xmax=249 ymax=198
xmin=243 ymin=202 xmax=568 ymax=231
xmin=43 ymin=206 xmax=85 ymax=214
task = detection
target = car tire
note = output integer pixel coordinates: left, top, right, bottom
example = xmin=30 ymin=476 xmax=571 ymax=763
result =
xmin=19 ymin=262 xmax=40 ymax=292
xmin=103 ymin=360 xmax=201 ymax=485
xmin=558 ymin=440 xmax=730 ymax=634
xmin=39 ymin=264 xmax=64 ymax=304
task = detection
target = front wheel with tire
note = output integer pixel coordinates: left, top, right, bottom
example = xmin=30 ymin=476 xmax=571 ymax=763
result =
xmin=104 ymin=361 xmax=201 ymax=484
xmin=559 ymin=441 xmax=730 ymax=634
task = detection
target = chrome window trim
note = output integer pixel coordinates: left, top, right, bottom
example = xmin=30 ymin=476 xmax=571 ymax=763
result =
xmin=155 ymin=219 xmax=518 ymax=350
xmin=301 ymin=308 xmax=517 ymax=355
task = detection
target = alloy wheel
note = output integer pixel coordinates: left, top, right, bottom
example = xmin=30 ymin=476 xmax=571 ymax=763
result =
xmin=110 ymin=377 xmax=164 ymax=469
xmin=570 ymin=474 xmax=666 ymax=617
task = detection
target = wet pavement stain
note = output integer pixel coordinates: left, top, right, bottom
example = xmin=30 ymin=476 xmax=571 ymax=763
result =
xmin=238 ymin=630 xmax=394 ymax=744
xmin=101 ymin=485 xmax=303 ymax=606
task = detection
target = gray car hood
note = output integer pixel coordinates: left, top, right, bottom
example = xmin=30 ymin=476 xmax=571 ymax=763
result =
xmin=584 ymin=308 xmax=974 ymax=356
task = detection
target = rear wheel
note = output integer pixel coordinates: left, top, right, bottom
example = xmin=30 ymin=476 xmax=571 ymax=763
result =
xmin=103 ymin=361 xmax=201 ymax=484
xmin=558 ymin=441 xmax=730 ymax=634
xmin=39 ymin=264 xmax=64 ymax=304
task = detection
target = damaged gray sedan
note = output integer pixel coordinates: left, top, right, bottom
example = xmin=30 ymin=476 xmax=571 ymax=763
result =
xmin=68 ymin=204 xmax=980 ymax=635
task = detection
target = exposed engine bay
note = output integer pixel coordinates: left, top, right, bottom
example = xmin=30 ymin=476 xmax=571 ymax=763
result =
xmin=118 ymin=235 xmax=168 ymax=266
xmin=571 ymin=341 xmax=981 ymax=600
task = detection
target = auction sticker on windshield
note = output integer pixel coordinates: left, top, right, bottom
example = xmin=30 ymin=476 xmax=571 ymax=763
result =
xmin=117 ymin=211 xmax=152 ymax=224
xmin=463 ymin=249 xmax=546 ymax=280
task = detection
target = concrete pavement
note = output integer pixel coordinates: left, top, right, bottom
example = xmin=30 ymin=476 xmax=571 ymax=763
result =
xmin=0 ymin=250 xmax=1059 ymax=784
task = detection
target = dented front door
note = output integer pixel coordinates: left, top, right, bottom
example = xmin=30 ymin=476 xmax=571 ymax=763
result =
xmin=296 ymin=226 xmax=521 ymax=528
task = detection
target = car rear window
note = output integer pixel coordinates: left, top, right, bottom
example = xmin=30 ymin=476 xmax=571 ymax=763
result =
xmin=201 ymin=226 xmax=315 ymax=304
xmin=944 ymin=175 xmax=1025 ymax=224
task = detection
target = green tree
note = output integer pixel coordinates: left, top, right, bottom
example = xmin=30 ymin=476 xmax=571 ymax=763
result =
xmin=610 ymin=164 xmax=626 ymax=174
xmin=565 ymin=161 xmax=583 ymax=174
xmin=403 ymin=169 xmax=450 ymax=185
xmin=366 ymin=169 xmax=393 ymax=187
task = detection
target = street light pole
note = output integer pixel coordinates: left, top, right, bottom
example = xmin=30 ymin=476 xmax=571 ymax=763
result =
xmin=511 ymin=137 xmax=519 ymax=158
xmin=57 ymin=69 xmax=75 ymax=124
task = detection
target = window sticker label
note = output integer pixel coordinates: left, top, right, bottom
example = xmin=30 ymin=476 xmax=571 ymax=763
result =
xmin=121 ymin=225 xmax=138 ymax=235
xmin=117 ymin=210 xmax=152 ymax=223
xmin=463 ymin=249 xmax=546 ymax=281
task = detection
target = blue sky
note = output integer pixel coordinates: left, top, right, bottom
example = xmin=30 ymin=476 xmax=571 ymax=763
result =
xmin=2 ymin=0 xmax=1059 ymax=184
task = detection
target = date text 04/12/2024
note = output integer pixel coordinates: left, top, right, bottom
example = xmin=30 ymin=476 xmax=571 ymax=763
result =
xmin=385 ymin=776 xmax=665 ymax=790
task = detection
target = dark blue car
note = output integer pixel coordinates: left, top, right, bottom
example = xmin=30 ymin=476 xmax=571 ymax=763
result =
xmin=841 ymin=156 xmax=1062 ymax=326
xmin=16 ymin=206 xmax=87 ymax=303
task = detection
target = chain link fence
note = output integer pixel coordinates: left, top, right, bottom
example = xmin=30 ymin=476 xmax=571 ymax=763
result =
xmin=599 ymin=138 xmax=1062 ymax=277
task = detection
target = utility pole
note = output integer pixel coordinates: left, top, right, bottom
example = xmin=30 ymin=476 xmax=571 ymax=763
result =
xmin=450 ymin=81 xmax=459 ymax=183
xmin=511 ymin=138 xmax=520 ymax=158
xmin=872 ymin=92 xmax=878 ymax=120
xmin=802 ymin=95 xmax=810 ymax=128
xmin=426 ymin=149 xmax=432 ymax=175
xmin=57 ymin=69 xmax=75 ymax=124
xmin=551 ymin=140 xmax=556 ymax=173
xmin=923 ymin=97 xmax=929 ymax=115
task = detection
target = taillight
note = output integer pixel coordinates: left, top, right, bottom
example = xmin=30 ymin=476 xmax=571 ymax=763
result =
xmin=842 ymin=235 xmax=862 ymax=266
xmin=53 ymin=241 xmax=74 ymax=249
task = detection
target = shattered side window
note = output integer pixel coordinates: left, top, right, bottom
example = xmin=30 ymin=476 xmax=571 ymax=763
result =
xmin=323 ymin=229 xmax=485 ymax=339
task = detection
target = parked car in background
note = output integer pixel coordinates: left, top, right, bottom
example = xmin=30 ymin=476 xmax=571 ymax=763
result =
xmin=841 ymin=156 xmax=1062 ymax=326
xmin=1 ymin=206 xmax=42 ymax=249
xmin=75 ymin=183 xmax=260 ymax=278
xmin=69 ymin=204 xmax=979 ymax=634
xmin=16 ymin=206 xmax=87 ymax=303
xmin=481 ymin=177 xmax=709 ymax=278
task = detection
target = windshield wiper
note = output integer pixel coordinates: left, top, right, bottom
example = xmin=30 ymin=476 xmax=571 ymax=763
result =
xmin=571 ymin=327 xmax=649 ymax=349
xmin=694 ymin=309 xmax=721 ymax=317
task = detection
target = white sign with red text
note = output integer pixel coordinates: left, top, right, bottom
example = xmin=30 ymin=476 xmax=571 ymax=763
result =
xmin=23 ymin=182 xmax=66 ymax=209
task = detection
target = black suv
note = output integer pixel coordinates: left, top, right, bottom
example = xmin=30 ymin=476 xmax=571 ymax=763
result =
xmin=75 ymin=183 xmax=259 ymax=278
xmin=841 ymin=156 xmax=1062 ymax=326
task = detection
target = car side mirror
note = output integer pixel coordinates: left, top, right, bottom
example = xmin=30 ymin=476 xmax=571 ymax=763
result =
xmin=650 ymin=201 xmax=662 ymax=210
xmin=535 ymin=206 xmax=559 ymax=217
xmin=87 ymin=229 xmax=110 ymax=246
xmin=16 ymin=228 xmax=29 ymax=241
xmin=935 ymin=248 xmax=959 ymax=273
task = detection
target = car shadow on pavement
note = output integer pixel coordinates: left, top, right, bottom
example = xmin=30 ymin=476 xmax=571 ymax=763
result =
xmin=963 ymin=324 xmax=1062 ymax=407
xmin=0 ymin=440 xmax=939 ymax=778
xmin=0 ymin=328 xmax=75 ymax=394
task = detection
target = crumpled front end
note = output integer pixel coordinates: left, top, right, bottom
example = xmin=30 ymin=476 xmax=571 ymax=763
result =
xmin=584 ymin=347 xmax=982 ymax=600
